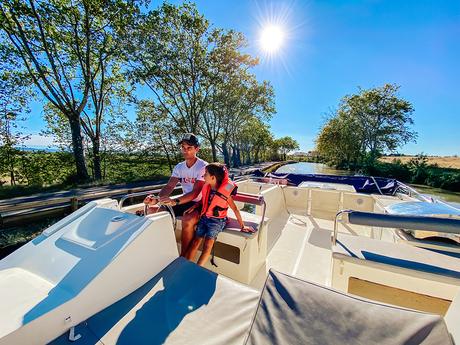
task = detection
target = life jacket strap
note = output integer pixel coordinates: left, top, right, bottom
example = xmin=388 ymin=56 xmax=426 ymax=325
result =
xmin=214 ymin=190 xmax=229 ymax=201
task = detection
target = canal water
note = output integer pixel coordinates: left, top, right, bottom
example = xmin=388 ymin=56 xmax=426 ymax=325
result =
xmin=276 ymin=162 xmax=460 ymax=209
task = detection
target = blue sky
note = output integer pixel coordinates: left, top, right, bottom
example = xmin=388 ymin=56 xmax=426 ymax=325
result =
xmin=25 ymin=0 xmax=459 ymax=155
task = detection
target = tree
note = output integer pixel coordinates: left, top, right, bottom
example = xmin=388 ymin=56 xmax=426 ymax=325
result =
xmin=341 ymin=84 xmax=416 ymax=161
xmin=0 ymin=56 xmax=31 ymax=185
xmin=274 ymin=136 xmax=299 ymax=161
xmin=316 ymin=115 xmax=361 ymax=167
xmin=128 ymin=2 xmax=275 ymax=167
xmin=128 ymin=2 xmax=216 ymax=134
xmin=200 ymin=30 xmax=258 ymax=162
xmin=135 ymin=100 xmax=181 ymax=173
xmin=315 ymin=84 xmax=417 ymax=167
xmin=218 ymin=76 xmax=275 ymax=167
xmin=0 ymin=0 xmax=140 ymax=181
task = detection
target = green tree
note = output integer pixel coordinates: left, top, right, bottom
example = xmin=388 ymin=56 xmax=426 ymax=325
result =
xmin=0 ymin=60 xmax=31 ymax=185
xmin=274 ymin=136 xmax=299 ymax=161
xmin=135 ymin=100 xmax=182 ymax=173
xmin=315 ymin=84 xmax=417 ymax=167
xmin=316 ymin=115 xmax=361 ymax=167
xmin=200 ymin=30 xmax=259 ymax=161
xmin=0 ymin=0 xmax=140 ymax=181
xmin=128 ymin=2 xmax=216 ymax=134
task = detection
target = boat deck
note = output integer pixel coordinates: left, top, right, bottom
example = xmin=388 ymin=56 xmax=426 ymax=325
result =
xmin=250 ymin=211 xmax=377 ymax=289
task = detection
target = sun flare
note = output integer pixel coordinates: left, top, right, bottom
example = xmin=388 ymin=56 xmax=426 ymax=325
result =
xmin=260 ymin=25 xmax=284 ymax=53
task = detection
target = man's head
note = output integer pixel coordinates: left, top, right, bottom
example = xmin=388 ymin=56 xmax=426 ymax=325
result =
xmin=204 ymin=163 xmax=227 ymax=188
xmin=178 ymin=133 xmax=199 ymax=160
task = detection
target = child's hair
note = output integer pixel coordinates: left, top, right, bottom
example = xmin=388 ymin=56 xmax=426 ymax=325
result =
xmin=205 ymin=163 xmax=227 ymax=187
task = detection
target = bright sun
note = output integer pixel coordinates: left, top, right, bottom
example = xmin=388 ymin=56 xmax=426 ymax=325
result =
xmin=260 ymin=25 xmax=284 ymax=53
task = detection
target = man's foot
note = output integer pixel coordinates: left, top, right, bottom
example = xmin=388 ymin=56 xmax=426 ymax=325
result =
xmin=135 ymin=210 xmax=145 ymax=216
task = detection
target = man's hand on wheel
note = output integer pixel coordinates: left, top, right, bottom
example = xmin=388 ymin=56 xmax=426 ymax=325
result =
xmin=143 ymin=195 xmax=158 ymax=205
xmin=158 ymin=196 xmax=174 ymax=206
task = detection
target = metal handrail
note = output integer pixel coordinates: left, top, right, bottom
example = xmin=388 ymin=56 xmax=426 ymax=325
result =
xmin=118 ymin=186 xmax=181 ymax=210
xmin=118 ymin=187 xmax=181 ymax=230
xmin=332 ymin=210 xmax=351 ymax=246
xmin=332 ymin=209 xmax=460 ymax=246
xmin=394 ymin=181 xmax=460 ymax=213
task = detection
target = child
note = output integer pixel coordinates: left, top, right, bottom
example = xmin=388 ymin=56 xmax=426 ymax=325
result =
xmin=184 ymin=163 xmax=254 ymax=266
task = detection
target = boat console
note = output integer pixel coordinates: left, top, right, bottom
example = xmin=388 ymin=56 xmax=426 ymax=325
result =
xmin=0 ymin=199 xmax=178 ymax=345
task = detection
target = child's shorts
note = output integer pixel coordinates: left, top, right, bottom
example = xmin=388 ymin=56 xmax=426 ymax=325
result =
xmin=195 ymin=216 xmax=227 ymax=239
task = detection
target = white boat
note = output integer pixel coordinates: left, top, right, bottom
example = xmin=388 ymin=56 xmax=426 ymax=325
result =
xmin=1 ymin=174 xmax=459 ymax=344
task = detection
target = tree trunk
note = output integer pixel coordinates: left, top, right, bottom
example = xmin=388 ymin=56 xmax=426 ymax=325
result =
xmin=92 ymin=136 xmax=102 ymax=180
xmin=210 ymin=140 xmax=218 ymax=162
xmin=222 ymin=142 xmax=230 ymax=167
xmin=10 ymin=169 xmax=15 ymax=186
xmin=160 ymin=134 xmax=173 ymax=172
xmin=69 ymin=115 xmax=90 ymax=181
xmin=231 ymin=146 xmax=239 ymax=168
xmin=254 ymin=148 xmax=260 ymax=163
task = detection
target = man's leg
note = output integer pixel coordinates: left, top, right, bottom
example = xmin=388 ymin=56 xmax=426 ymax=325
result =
xmin=180 ymin=209 xmax=200 ymax=256
xmin=185 ymin=236 xmax=203 ymax=261
xmin=197 ymin=238 xmax=215 ymax=266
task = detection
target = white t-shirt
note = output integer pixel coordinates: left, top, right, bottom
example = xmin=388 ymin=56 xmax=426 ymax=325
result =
xmin=171 ymin=157 xmax=208 ymax=202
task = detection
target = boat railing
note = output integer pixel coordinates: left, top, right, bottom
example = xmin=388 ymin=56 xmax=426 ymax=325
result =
xmin=394 ymin=181 xmax=460 ymax=212
xmin=118 ymin=186 xmax=183 ymax=228
xmin=332 ymin=210 xmax=460 ymax=246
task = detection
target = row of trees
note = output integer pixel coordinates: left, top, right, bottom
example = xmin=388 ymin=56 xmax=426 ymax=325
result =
xmin=0 ymin=1 xmax=298 ymax=185
xmin=315 ymin=84 xmax=417 ymax=169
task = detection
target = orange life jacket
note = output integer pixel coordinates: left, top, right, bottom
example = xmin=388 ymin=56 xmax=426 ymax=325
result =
xmin=201 ymin=171 xmax=236 ymax=219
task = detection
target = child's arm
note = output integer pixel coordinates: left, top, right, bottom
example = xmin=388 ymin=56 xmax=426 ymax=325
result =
xmin=227 ymin=196 xmax=255 ymax=233
xmin=183 ymin=199 xmax=203 ymax=215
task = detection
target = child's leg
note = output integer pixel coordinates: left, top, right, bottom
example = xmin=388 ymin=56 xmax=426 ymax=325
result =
xmin=185 ymin=236 xmax=203 ymax=261
xmin=197 ymin=238 xmax=215 ymax=266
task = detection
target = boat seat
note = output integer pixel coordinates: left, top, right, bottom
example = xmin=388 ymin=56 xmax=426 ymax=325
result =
xmin=245 ymin=270 xmax=453 ymax=345
xmin=333 ymin=233 xmax=460 ymax=280
xmin=0 ymin=268 xmax=72 ymax=340
xmin=175 ymin=209 xmax=270 ymax=284
xmin=49 ymin=258 xmax=260 ymax=345
xmin=175 ymin=209 xmax=268 ymax=239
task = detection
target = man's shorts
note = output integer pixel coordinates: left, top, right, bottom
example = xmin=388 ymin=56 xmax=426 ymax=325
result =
xmin=195 ymin=216 xmax=227 ymax=239
xmin=161 ymin=201 xmax=201 ymax=217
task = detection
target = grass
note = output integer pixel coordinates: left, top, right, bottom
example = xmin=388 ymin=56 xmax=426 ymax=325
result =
xmin=380 ymin=156 xmax=460 ymax=169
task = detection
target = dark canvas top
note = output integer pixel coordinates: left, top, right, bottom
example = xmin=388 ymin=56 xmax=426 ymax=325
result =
xmin=245 ymin=269 xmax=453 ymax=345
xmin=252 ymin=170 xmax=398 ymax=195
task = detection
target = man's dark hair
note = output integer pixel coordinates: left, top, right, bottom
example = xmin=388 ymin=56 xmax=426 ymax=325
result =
xmin=178 ymin=133 xmax=200 ymax=147
xmin=206 ymin=163 xmax=226 ymax=187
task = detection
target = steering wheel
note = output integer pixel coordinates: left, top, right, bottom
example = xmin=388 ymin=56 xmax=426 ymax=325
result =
xmin=143 ymin=195 xmax=177 ymax=230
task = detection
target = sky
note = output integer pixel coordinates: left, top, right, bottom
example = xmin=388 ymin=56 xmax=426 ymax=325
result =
xmin=24 ymin=0 xmax=460 ymax=156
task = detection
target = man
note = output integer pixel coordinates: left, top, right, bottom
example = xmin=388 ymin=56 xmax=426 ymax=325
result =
xmin=144 ymin=133 xmax=207 ymax=256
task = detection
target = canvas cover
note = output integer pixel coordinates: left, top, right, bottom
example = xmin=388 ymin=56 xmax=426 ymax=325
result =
xmin=244 ymin=269 xmax=453 ymax=345
xmin=252 ymin=170 xmax=398 ymax=195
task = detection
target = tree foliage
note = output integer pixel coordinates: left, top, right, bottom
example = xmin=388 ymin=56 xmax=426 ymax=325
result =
xmin=316 ymin=84 xmax=417 ymax=168
xmin=0 ymin=0 xmax=140 ymax=181
xmin=0 ymin=51 xmax=32 ymax=185
xmin=0 ymin=1 xmax=280 ymax=192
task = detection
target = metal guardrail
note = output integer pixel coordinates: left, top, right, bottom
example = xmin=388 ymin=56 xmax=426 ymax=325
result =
xmin=0 ymin=182 xmax=170 ymax=215
xmin=332 ymin=209 xmax=460 ymax=246
xmin=394 ymin=181 xmax=460 ymax=213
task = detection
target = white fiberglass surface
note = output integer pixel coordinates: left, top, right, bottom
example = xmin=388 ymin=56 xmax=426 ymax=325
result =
xmin=0 ymin=268 xmax=62 ymax=337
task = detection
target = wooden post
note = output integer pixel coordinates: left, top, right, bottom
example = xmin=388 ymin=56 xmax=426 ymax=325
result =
xmin=70 ymin=197 xmax=79 ymax=212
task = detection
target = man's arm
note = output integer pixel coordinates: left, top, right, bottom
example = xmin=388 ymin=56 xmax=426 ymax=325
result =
xmin=159 ymin=177 xmax=180 ymax=198
xmin=145 ymin=177 xmax=179 ymax=205
xmin=176 ymin=180 xmax=205 ymax=204
xmin=158 ymin=179 xmax=204 ymax=205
